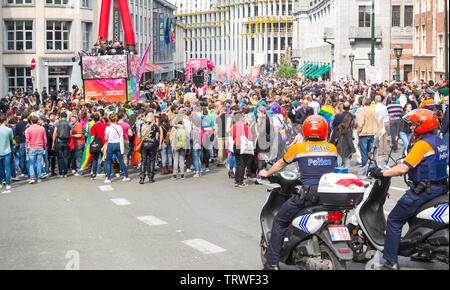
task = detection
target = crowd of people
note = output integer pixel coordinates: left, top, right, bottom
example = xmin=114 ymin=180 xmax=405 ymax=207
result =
xmin=0 ymin=76 xmax=449 ymax=193
xmin=86 ymin=39 xmax=137 ymax=57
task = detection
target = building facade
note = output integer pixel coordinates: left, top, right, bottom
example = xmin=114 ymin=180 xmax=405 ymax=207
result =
xmin=1 ymin=0 xmax=96 ymax=97
xmin=151 ymin=0 xmax=177 ymax=81
xmin=169 ymin=0 xmax=212 ymax=14
xmin=293 ymin=0 xmax=414 ymax=82
xmin=176 ymin=0 xmax=295 ymax=74
xmin=413 ymin=0 xmax=449 ymax=82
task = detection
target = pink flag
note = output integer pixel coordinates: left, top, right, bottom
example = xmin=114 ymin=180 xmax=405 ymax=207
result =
xmin=139 ymin=42 xmax=151 ymax=79
xmin=134 ymin=42 xmax=151 ymax=101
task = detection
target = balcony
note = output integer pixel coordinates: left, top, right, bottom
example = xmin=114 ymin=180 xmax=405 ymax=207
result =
xmin=348 ymin=26 xmax=383 ymax=44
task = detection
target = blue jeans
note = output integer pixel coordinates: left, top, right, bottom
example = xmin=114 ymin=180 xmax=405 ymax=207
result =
xmin=383 ymin=186 xmax=448 ymax=263
xmin=358 ymin=135 xmax=374 ymax=167
xmin=55 ymin=141 xmax=69 ymax=176
xmin=19 ymin=143 xmax=28 ymax=175
xmin=27 ymin=148 xmax=44 ymax=181
xmin=0 ymin=153 xmax=12 ymax=186
xmin=74 ymin=145 xmax=84 ymax=173
xmin=10 ymin=146 xmax=16 ymax=179
xmin=399 ymin=131 xmax=412 ymax=157
xmin=106 ymin=143 xmax=128 ymax=180
xmin=192 ymin=148 xmax=202 ymax=173
xmin=161 ymin=142 xmax=173 ymax=167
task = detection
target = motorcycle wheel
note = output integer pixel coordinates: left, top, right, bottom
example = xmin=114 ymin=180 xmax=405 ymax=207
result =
xmin=348 ymin=225 xmax=373 ymax=263
xmin=319 ymin=244 xmax=346 ymax=270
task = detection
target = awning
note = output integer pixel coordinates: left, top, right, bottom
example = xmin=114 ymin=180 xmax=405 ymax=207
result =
xmin=297 ymin=63 xmax=310 ymax=72
xmin=144 ymin=63 xmax=164 ymax=72
xmin=299 ymin=63 xmax=313 ymax=73
xmin=306 ymin=65 xmax=326 ymax=77
xmin=310 ymin=65 xmax=328 ymax=77
xmin=313 ymin=65 xmax=331 ymax=77
xmin=302 ymin=64 xmax=318 ymax=76
xmin=307 ymin=65 xmax=328 ymax=77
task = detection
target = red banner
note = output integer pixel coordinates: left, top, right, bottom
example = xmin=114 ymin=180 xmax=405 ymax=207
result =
xmin=84 ymin=79 xmax=127 ymax=103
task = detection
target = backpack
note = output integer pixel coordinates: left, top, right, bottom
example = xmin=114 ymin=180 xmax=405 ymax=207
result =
xmin=90 ymin=125 xmax=103 ymax=154
xmin=57 ymin=119 xmax=70 ymax=140
xmin=163 ymin=125 xmax=171 ymax=145
xmin=175 ymin=128 xmax=187 ymax=150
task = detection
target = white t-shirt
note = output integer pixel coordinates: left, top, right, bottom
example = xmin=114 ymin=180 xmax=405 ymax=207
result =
xmin=309 ymin=101 xmax=320 ymax=115
xmin=105 ymin=124 xmax=123 ymax=143
xmin=374 ymin=103 xmax=389 ymax=123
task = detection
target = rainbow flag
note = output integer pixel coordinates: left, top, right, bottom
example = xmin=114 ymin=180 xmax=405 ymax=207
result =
xmin=164 ymin=87 xmax=169 ymax=100
xmin=318 ymin=105 xmax=335 ymax=124
xmin=80 ymin=121 xmax=95 ymax=170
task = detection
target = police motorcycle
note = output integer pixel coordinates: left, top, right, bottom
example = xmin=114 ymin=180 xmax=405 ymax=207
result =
xmin=259 ymin=168 xmax=367 ymax=270
xmin=346 ymin=143 xmax=449 ymax=265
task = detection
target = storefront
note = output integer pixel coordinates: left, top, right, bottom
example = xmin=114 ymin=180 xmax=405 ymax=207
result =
xmin=48 ymin=66 xmax=71 ymax=91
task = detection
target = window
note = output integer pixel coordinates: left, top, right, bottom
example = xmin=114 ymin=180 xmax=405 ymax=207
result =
xmin=81 ymin=0 xmax=91 ymax=8
xmin=437 ymin=34 xmax=444 ymax=70
xmin=46 ymin=21 xmax=71 ymax=51
xmin=392 ymin=6 xmax=400 ymax=27
xmin=437 ymin=0 xmax=445 ymax=12
xmin=415 ymin=26 xmax=420 ymax=54
xmin=404 ymin=6 xmax=413 ymax=27
xmin=5 ymin=0 xmax=33 ymax=4
xmin=46 ymin=0 xmax=69 ymax=4
xmin=359 ymin=6 xmax=371 ymax=28
xmin=403 ymin=64 xmax=412 ymax=82
xmin=421 ymin=24 xmax=426 ymax=54
xmin=4 ymin=20 xmax=33 ymax=51
xmin=7 ymin=67 xmax=33 ymax=92
xmin=81 ymin=22 xmax=92 ymax=51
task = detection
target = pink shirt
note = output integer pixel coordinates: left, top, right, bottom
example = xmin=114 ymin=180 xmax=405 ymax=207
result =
xmin=118 ymin=122 xmax=131 ymax=141
xmin=25 ymin=125 xmax=47 ymax=149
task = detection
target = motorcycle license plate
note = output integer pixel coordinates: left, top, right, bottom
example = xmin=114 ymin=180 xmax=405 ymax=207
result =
xmin=328 ymin=225 xmax=351 ymax=242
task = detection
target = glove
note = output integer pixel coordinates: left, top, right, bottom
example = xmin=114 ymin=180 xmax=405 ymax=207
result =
xmin=368 ymin=167 xmax=385 ymax=179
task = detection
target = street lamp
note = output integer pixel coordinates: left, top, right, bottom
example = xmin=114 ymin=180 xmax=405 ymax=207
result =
xmin=368 ymin=52 xmax=372 ymax=63
xmin=349 ymin=53 xmax=355 ymax=80
xmin=370 ymin=0 xmax=375 ymax=66
xmin=393 ymin=45 xmax=403 ymax=81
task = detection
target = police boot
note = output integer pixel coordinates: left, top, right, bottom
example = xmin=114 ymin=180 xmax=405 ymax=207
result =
xmin=263 ymin=263 xmax=280 ymax=270
xmin=381 ymin=261 xmax=399 ymax=270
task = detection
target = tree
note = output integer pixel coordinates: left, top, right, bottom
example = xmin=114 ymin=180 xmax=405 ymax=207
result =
xmin=277 ymin=65 xmax=297 ymax=79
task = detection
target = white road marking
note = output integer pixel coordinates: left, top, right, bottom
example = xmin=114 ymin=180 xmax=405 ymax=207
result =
xmin=98 ymin=185 xmax=114 ymax=191
xmin=111 ymin=198 xmax=131 ymax=206
xmin=389 ymin=186 xmax=408 ymax=192
xmin=181 ymin=239 xmax=227 ymax=254
xmin=137 ymin=216 xmax=168 ymax=226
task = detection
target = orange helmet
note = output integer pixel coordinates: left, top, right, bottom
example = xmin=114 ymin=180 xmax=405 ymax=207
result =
xmin=302 ymin=115 xmax=328 ymax=140
xmin=402 ymin=109 xmax=438 ymax=135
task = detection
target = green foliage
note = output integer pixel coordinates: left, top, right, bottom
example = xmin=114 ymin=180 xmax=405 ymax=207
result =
xmin=277 ymin=65 xmax=297 ymax=79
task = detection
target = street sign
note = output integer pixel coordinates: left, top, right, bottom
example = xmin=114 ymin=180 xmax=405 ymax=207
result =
xmin=31 ymin=58 xmax=36 ymax=70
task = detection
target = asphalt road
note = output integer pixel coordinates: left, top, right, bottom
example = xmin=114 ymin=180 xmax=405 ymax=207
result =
xmin=0 ymin=156 xmax=448 ymax=270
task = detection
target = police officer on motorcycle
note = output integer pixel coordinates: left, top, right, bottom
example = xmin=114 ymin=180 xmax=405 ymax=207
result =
xmin=369 ymin=109 xmax=448 ymax=270
xmin=259 ymin=115 xmax=338 ymax=270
